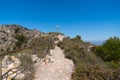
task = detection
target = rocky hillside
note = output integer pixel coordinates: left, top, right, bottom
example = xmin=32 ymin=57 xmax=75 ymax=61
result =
xmin=0 ymin=24 xmax=55 ymax=80
xmin=0 ymin=24 xmax=45 ymax=52
xmin=0 ymin=25 xmax=99 ymax=80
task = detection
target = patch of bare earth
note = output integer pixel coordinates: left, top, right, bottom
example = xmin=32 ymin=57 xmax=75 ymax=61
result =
xmin=34 ymin=45 xmax=74 ymax=80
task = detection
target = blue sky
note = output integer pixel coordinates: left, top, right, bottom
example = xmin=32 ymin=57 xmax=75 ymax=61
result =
xmin=0 ymin=0 xmax=120 ymax=41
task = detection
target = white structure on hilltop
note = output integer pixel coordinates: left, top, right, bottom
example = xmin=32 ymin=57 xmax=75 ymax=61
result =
xmin=56 ymin=25 xmax=60 ymax=32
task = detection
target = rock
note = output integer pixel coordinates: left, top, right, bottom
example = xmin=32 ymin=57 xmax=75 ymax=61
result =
xmin=2 ymin=56 xmax=21 ymax=69
xmin=32 ymin=54 xmax=39 ymax=62
xmin=2 ymin=56 xmax=14 ymax=68
xmin=15 ymin=73 xmax=25 ymax=80
xmin=87 ymin=45 xmax=95 ymax=52
xmin=57 ymin=34 xmax=65 ymax=41
xmin=2 ymin=56 xmax=23 ymax=80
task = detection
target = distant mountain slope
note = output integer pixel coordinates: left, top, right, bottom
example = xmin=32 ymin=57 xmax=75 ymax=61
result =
xmin=89 ymin=40 xmax=105 ymax=45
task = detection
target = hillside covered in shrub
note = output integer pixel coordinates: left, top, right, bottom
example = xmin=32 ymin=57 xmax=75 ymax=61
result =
xmin=58 ymin=36 xmax=120 ymax=80
xmin=1 ymin=25 xmax=120 ymax=80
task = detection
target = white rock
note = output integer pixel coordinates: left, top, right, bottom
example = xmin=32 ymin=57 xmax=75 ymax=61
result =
xmin=15 ymin=73 xmax=25 ymax=80
xmin=32 ymin=54 xmax=39 ymax=62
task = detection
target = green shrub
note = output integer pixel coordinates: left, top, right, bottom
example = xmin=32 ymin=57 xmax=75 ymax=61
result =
xmin=95 ymin=37 xmax=120 ymax=62
xmin=14 ymin=34 xmax=27 ymax=48
xmin=15 ymin=34 xmax=27 ymax=42
xmin=15 ymin=28 xmax=20 ymax=33
xmin=6 ymin=47 xmax=11 ymax=51
xmin=1 ymin=48 xmax=3 ymax=52
xmin=18 ymin=53 xmax=34 ymax=79
xmin=76 ymin=35 xmax=81 ymax=40
xmin=18 ymin=53 xmax=33 ymax=70
xmin=108 ymin=61 xmax=120 ymax=69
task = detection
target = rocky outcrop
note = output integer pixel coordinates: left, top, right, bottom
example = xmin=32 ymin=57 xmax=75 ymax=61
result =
xmin=2 ymin=55 xmax=25 ymax=80
xmin=0 ymin=24 xmax=45 ymax=51
xmin=2 ymin=56 xmax=21 ymax=69
xmin=54 ymin=34 xmax=65 ymax=44
xmin=57 ymin=34 xmax=65 ymax=41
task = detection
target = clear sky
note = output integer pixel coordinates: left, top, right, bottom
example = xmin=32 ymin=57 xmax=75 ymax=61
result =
xmin=0 ymin=0 xmax=120 ymax=41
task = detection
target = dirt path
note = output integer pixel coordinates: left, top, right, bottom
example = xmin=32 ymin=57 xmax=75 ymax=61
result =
xmin=34 ymin=45 xmax=74 ymax=80
xmin=34 ymin=34 xmax=74 ymax=80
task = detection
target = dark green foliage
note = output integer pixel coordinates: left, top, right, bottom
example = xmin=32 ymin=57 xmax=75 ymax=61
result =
xmin=76 ymin=35 xmax=81 ymax=40
xmin=14 ymin=34 xmax=27 ymax=48
xmin=15 ymin=28 xmax=20 ymax=33
xmin=6 ymin=47 xmax=11 ymax=51
xmin=15 ymin=41 xmax=23 ymax=48
xmin=109 ymin=61 xmax=120 ymax=69
xmin=1 ymin=48 xmax=3 ymax=52
xmin=24 ymin=27 xmax=29 ymax=30
xmin=95 ymin=37 xmax=120 ymax=62
xmin=71 ymin=35 xmax=83 ymax=43
xmin=15 ymin=34 xmax=27 ymax=42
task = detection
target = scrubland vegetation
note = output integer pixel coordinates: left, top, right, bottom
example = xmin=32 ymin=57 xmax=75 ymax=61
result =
xmin=14 ymin=33 xmax=27 ymax=49
xmin=5 ymin=34 xmax=56 ymax=80
xmin=95 ymin=37 xmax=120 ymax=68
xmin=1 ymin=25 xmax=120 ymax=80
xmin=58 ymin=36 xmax=120 ymax=80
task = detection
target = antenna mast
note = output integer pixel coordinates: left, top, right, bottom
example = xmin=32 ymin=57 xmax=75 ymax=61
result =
xmin=56 ymin=25 xmax=60 ymax=33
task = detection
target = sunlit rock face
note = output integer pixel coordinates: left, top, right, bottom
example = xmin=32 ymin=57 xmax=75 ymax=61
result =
xmin=2 ymin=55 xmax=25 ymax=80
xmin=0 ymin=24 xmax=45 ymax=51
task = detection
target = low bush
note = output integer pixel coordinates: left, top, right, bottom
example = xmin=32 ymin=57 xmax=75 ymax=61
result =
xmin=28 ymin=36 xmax=55 ymax=58
xmin=14 ymin=33 xmax=27 ymax=48
xmin=18 ymin=53 xmax=34 ymax=79
xmin=72 ymin=65 xmax=120 ymax=80
xmin=95 ymin=37 xmax=120 ymax=62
